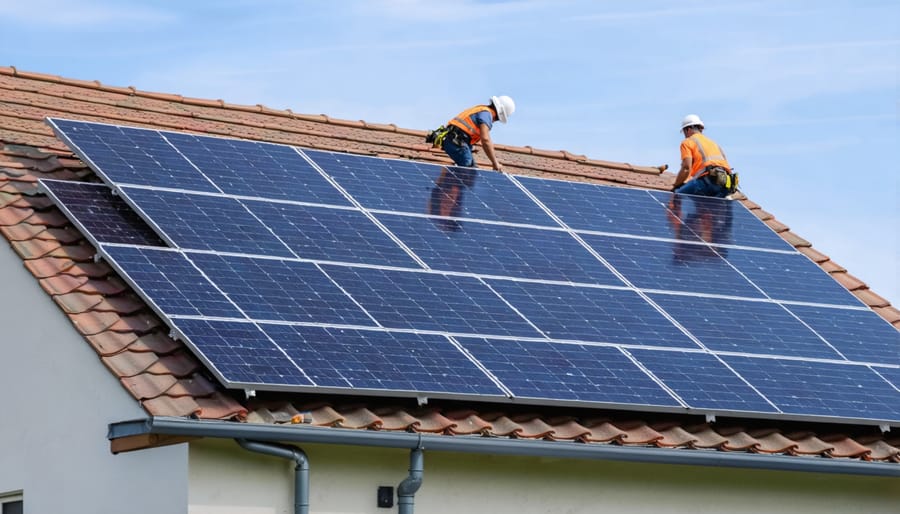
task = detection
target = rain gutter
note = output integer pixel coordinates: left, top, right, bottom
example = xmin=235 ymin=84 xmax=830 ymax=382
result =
xmin=108 ymin=416 xmax=899 ymax=478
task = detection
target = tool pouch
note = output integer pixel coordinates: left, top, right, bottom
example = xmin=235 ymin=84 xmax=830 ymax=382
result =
xmin=425 ymin=126 xmax=450 ymax=148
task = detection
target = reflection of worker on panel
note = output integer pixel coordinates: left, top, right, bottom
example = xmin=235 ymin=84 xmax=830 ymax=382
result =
xmin=667 ymin=194 xmax=734 ymax=263
xmin=427 ymin=166 xmax=479 ymax=232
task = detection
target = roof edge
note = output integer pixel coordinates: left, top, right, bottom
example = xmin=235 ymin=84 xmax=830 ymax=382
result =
xmin=108 ymin=417 xmax=900 ymax=478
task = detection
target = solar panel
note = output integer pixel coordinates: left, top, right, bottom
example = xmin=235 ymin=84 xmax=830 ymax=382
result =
xmin=164 ymin=133 xmax=351 ymax=206
xmin=485 ymin=280 xmax=696 ymax=347
xmin=44 ymin=118 xmax=900 ymax=427
xmin=49 ymin=119 xmax=219 ymax=192
xmin=304 ymin=149 xmax=556 ymax=225
xmin=39 ymin=180 xmax=165 ymax=247
xmin=118 ymin=187 xmax=296 ymax=257
xmin=722 ymin=356 xmax=900 ymax=422
xmin=376 ymin=213 xmax=624 ymax=284
xmin=456 ymin=337 xmax=683 ymax=406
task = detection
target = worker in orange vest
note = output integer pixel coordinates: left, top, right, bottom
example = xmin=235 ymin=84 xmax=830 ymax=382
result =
xmin=671 ymin=114 xmax=737 ymax=197
xmin=437 ymin=96 xmax=515 ymax=172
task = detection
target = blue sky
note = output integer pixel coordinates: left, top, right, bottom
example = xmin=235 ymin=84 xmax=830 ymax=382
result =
xmin=3 ymin=0 xmax=898 ymax=304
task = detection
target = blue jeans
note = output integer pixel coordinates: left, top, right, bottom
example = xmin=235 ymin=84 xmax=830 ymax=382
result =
xmin=442 ymin=138 xmax=474 ymax=167
xmin=675 ymin=175 xmax=729 ymax=198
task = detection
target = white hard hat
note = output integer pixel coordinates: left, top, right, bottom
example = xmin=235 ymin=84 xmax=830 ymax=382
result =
xmin=491 ymin=95 xmax=516 ymax=123
xmin=680 ymin=114 xmax=704 ymax=131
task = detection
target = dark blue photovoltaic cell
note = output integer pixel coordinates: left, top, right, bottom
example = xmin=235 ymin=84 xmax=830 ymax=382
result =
xmin=164 ymin=134 xmax=351 ymax=205
xmin=102 ymin=246 xmax=241 ymax=318
xmin=723 ymin=356 xmax=900 ymax=421
xmin=187 ymin=253 xmax=375 ymax=325
xmin=378 ymin=214 xmax=623 ymax=285
xmin=50 ymin=119 xmax=217 ymax=192
xmin=649 ymin=293 xmax=844 ymax=359
xmin=727 ymin=249 xmax=862 ymax=305
xmin=323 ymin=266 xmax=539 ymax=337
xmin=648 ymin=191 xmax=795 ymax=251
xmin=304 ymin=149 xmax=555 ymax=225
xmin=262 ymin=324 xmax=505 ymax=395
xmin=785 ymin=305 xmax=900 ymax=365
xmin=487 ymin=280 xmax=696 ymax=348
xmin=245 ymin=200 xmax=418 ymax=267
xmin=875 ymin=367 xmax=900 ymax=389
xmin=458 ymin=337 xmax=680 ymax=406
xmin=519 ymin=177 xmax=697 ymax=240
xmin=172 ymin=318 xmax=312 ymax=386
xmin=120 ymin=187 xmax=293 ymax=257
xmin=627 ymin=349 xmax=777 ymax=412
xmin=583 ymin=234 xmax=762 ymax=297
xmin=41 ymin=180 xmax=165 ymax=246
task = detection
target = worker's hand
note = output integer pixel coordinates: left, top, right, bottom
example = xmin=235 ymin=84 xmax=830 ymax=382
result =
xmin=493 ymin=163 xmax=504 ymax=173
xmin=671 ymin=183 xmax=682 ymax=192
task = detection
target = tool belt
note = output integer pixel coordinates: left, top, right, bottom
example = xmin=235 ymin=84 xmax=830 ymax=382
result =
xmin=425 ymin=125 xmax=470 ymax=148
xmin=704 ymin=166 xmax=739 ymax=194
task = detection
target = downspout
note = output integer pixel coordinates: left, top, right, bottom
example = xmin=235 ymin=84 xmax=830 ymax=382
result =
xmin=397 ymin=447 xmax=424 ymax=514
xmin=236 ymin=439 xmax=309 ymax=514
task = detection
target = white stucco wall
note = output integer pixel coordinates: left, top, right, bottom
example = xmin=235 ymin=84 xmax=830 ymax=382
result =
xmin=0 ymin=243 xmax=189 ymax=514
xmin=188 ymin=438 xmax=899 ymax=514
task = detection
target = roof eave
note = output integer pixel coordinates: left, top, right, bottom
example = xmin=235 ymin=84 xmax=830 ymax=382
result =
xmin=108 ymin=416 xmax=900 ymax=478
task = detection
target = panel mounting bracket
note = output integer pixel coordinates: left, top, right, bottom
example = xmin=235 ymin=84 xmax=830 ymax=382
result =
xmin=416 ymin=396 xmax=428 ymax=406
xmin=244 ymin=389 xmax=256 ymax=399
xmin=879 ymin=424 xmax=890 ymax=433
xmin=705 ymin=413 xmax=716 ymax=424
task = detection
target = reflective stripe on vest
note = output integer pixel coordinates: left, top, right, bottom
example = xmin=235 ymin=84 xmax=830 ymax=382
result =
xmin=448 ymin=105 xmax=493 ymax=145
xmin=689 ymin=133 xmax=729 ymax=177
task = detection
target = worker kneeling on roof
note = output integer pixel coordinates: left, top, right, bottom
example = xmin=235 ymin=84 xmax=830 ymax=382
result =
xmin=671 ymin=114 xmax=739 ymax=197
xmin=426 ymin=95 xmax=515 ymax=173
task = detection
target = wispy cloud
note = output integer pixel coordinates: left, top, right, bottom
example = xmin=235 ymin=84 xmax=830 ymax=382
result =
xmin=356 ymin=0 xmax=551 ymax=22
xmin=0 ymin=0 xmax=175 ymax=26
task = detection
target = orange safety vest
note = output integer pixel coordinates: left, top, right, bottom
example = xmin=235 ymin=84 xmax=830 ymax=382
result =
xmin=683 ymin=133 xmax=730 ymax=177
xmin=448 ymin=105 xmax=495 ymax=146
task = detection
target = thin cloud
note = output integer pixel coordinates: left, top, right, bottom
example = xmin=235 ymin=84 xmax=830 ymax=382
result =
xmin=358 ymin=0 xmax=551 ymax=22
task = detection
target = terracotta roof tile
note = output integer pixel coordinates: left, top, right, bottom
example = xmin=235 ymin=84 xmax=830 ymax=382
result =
xmin=142 ymin=395 xmax=202 ymax=417
xmin=0 ymin=66 xmax=896 ymax=467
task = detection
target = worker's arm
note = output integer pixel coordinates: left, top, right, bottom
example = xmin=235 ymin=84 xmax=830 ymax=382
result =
xmin=478 ymin=123 xmax=503 ymax=172
xmin=672 ymin=156 xmax=692 ymax=191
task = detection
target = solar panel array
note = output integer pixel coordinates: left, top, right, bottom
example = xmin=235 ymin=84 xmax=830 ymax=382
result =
xmin=42 ymin=118 xmax=900 ymax=426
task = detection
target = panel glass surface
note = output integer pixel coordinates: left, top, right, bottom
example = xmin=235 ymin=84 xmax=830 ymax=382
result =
xmin=875 ymin=367 xmax=900 ymax=389
xmin=723 ymin=356 xmax=900 ymax=421
xmin=120 ymin=187 xmax=294 ymax=257
xmin=41 ymin=179 xmax=165 ymax=246
xmin=172 ymin=318 xmax=313 ymax=386
xmin=187 ymin=252 xmax=375 ymax=325
xmin=486 ymin=280 xmax=696 ymax=348
xmin=102 ymin=245 xmax=242 ymax=318
xmin=649 ymin=293 xmax=844 ymax=359
xmin=519 ymin=177 xmax=693 ymax=239
xmin=784 ymin=305 xmax=900 ymax=365
xmin=378 ymin=213 xmax=623 ymax=285
xmin=627 ymin=348 xmax=778 ymax=412
xmin=649 ymin=191 xmax=796 ymax=251
xmin=584 ymin=234 xmax=762 ymax=297
xmin=245 ymin=200 xmax=418 ymax=267
xmin=50 ymin=119 xmax=217 ymax=192
xmin=165 ymin=133 xmax=351 ymax=205
xmin=305 ymin=150 xmax=555 ymax=225
xmin=322 ymin=266 xmax=540 ymax=337
xmin=458 ymin=337 xmax=681 ymax=405
xmin=727 ymin=248 xmax=862 ymax=305
xmin=262 ymin=324 xmax=506 ymax=395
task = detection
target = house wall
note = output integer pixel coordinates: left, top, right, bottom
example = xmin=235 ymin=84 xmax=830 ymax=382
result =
xmin=188 ymin=439 xmax=899 ymax=514
xmin=0 ymin=244 xmax=189 ymax=514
